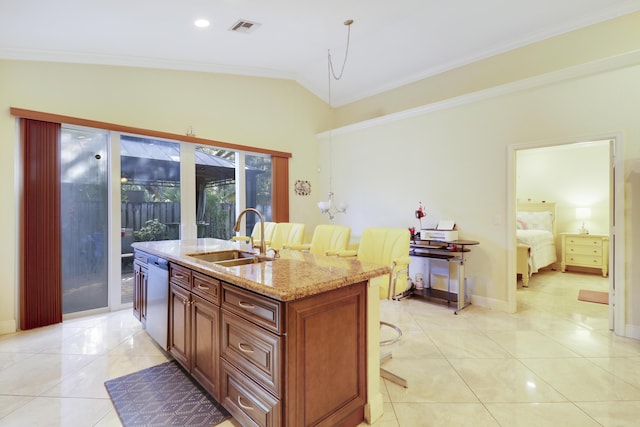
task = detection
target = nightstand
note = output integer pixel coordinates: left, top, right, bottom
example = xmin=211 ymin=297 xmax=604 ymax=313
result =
xmin=560 ymin=233 xmax=609 ymax=277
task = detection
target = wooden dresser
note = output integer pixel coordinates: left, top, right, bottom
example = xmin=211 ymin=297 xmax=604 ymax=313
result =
xmin=560 ymin=233 xmax=609 ymax=277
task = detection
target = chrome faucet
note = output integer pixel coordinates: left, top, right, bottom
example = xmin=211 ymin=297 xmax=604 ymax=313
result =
xmin=233 ymin=208 xmax=266 ymax=256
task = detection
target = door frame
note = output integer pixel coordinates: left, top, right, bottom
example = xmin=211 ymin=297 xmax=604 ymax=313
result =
xmin=507 ymin=133 xmax=625 ymax=335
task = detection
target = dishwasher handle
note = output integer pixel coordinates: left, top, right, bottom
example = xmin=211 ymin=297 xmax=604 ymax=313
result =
xmin=148 ymin=256 xmax=169 ymax=271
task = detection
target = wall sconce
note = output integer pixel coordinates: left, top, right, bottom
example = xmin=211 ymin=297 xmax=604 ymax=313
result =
xmin=575 ymin=207 xmax=591 ymax=234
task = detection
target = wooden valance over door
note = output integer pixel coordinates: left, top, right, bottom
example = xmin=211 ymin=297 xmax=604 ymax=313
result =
xmin=20 ymin=118 xmax=62 ymax=330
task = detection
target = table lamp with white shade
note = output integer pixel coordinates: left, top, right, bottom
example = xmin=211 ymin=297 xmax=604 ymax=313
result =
xmin=576 ymin=207 xmax=591 ymax=234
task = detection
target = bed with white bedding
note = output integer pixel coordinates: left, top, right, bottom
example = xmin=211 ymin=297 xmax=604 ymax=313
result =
xmin=516 ymin=202 xmax=557 ymax=286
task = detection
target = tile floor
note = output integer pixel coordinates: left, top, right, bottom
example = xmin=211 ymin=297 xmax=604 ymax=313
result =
xmin=370 ymin=270 xmax=640 ymax=426
xmin=0 ymin=269 xmax=638 ymax=426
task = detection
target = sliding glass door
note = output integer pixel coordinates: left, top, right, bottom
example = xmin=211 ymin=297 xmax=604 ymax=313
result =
xmin=60 ymin=127 xmax=109 ymax=314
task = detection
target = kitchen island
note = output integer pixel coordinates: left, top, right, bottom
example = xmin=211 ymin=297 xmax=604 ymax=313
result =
xmin=132 ymin=238 xmax=389 ymax=427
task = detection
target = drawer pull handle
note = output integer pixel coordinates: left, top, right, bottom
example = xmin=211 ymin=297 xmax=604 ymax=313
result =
xmin=237 ymin=395 xmax=254 ymax=411
xmin=238 ymin=342 xmax=254 ymax=353
xmin=197 ymin=284 xmax=210 ymax=291
xmin=238 ymin=301 xmax=255 ymax=310
xmin=183 ymin=298 xmax=188 ymax=305
xmin=175 ymin=273 xmax=185 ymax=279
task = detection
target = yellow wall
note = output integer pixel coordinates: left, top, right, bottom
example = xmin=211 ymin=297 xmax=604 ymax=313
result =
xmin=0 ymin=60 xmax=329 ymax=333
xmin=336 ymin=11 xmax=640 ymax=127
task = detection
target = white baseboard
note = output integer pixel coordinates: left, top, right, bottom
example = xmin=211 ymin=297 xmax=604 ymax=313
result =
xmin=624 ymin=323 xmax=640 ymax=340
xmin=0 ymin=319 xmax=16 ymax=335
xmin=470 ymin=295 xmax=509 ymax=312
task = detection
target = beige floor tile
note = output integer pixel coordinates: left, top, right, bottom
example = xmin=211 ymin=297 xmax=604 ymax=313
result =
xmin=452 ymin=358 xmax=567 ymax=403
xmin=393 ymin=402 xmax=500 ymax=427
xmin=384 ymin=358 xmax=479 ymax=403
xmin=0 ymin=396 xmax=113 ymax=427
xmin=0 ymin=396 xmax=33 ymax=419
xmin=541 ymin=328 xmax=640 ymax=357
xmin=521 ymin=358 xmax=640 ymax=401
xmin=427 ymin=330 xmax=511 ymax=359
xmin=382 ymin=329 xmax=444 ymax=359
xmin=587 ymin=357 xmax=640 ymax=389
xmin=0 ymin=353 xmax=97 ymax=396
xmin=92 ymin=409 xmax=123 ymax=427
xmin=0 ymin=325 xmax=86 ymax=353
xmin=486 ymin=330 xmax=581 ymax=358
xmin=40 ymin=353 xmax=170 ymax=398
xmin=41 ymin=326 xmax=141 ymax=355
xmin=485 ymin=402 xmax=601 ymax=427
xmin=575 ymin=401 xmax=640 ymax=427
xmin=107 ymin=329 xmax=166 ymax=356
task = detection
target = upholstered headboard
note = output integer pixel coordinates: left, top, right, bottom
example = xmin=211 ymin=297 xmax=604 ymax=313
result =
xmin=516 ymin=201 xmax=556 ymax=236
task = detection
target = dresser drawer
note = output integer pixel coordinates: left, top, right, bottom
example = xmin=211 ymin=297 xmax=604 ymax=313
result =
xmin=221 ymin=359 xmax=281 ymax=427
xmin=566 ymin=245 xmax=602 ymax=256
xmin=565 ymin=236 xmax=602 ymax=247
xmin=192 ymin=272 xmax=221 ymax=305
xmin=221 ymin=310 xmax=282 ymax=397
xmin=222 ymin=285 xmax=284 ymax=334
xmin=170 ymin=263 xmax=192 ymax=289
xmin=567 ymin=254 xmax=603 ymax=267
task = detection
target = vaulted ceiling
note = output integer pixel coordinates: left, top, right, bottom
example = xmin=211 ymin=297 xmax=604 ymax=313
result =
xmin=2 ymin=0 xmax=639 ymax=106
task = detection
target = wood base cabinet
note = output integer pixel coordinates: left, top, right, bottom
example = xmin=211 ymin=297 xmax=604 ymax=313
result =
xmin=220 ymin=281 xmax=367 ymax=427
xmin=168 ymin=266 xmax=221 ymax=400
xmin=132 ymin=250 xmax=149 ymax=326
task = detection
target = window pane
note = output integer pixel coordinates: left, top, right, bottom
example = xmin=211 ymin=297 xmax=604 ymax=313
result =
xmin=195 ymin=146 xmax=236 ymax=239
xmin=61 ymin=127 xmax=109 ymax=314
xmin=245 ymin=154 xmax=272 ymax=235
xmin=120 ymin=136 xmax=181 ymax=304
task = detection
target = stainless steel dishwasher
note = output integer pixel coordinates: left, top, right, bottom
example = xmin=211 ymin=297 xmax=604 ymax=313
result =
xmin=146 ymin=255 xmax=169 ymax=349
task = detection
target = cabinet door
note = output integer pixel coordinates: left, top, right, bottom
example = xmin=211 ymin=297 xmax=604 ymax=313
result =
xmin=140 ymin=266 xmax=148 ymax=327
xmin=169 ymin=282 xmax=191 ymax=369
xmin=191 ymin=294 xmax=220 ymax=400
xmin=285 ymin=282 xmax=366 ymax=427
xmin=133 ymin=262 xmax=142 ymax=321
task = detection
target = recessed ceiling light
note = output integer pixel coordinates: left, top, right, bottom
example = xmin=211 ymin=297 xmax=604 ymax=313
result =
xmin=194 ymin=19 xmax=210 ymax=28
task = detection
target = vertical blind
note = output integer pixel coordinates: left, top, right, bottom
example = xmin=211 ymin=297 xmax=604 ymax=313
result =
xmin=20 ymin=118 xmax=62 ymax=329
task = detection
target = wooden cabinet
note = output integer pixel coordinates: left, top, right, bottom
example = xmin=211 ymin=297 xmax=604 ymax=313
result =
xmin=132 ymin=250 xmax=149 ymax=326
xmin=219 ymin=281 xmax=367 ymax=427
xmin=561 ymin=233 xmax=609 ymax=277
xmin=166 ymin=260 xmax=368 ymax=427
xmin=168 ymin=265 xmax=221 ymax=400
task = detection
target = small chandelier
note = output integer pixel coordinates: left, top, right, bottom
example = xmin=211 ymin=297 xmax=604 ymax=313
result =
xmin=318 ymin=19 xmax=353 ymax=220
xmin=318 ymin=192 xmax=347 ymax=220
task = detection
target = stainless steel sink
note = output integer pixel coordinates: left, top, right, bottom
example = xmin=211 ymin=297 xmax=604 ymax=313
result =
xmin=187 ymin=250 xmax=271 ymax=267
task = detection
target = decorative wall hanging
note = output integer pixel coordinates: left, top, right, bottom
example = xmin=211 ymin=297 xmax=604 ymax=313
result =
xmin=294 ymin=180 xmax=311 ymax=196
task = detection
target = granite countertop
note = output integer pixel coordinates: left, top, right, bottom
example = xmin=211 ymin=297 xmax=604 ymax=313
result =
xmin=132 ymin=238 xmax=389 ymax=302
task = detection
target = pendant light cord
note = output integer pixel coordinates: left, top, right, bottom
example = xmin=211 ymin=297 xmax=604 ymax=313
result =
xmin=326 ymin=20 xmax=353 ymax=195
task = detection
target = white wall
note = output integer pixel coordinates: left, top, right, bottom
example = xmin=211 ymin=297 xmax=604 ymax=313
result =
xmin=319 ymin=64 xmax=640 ymax=330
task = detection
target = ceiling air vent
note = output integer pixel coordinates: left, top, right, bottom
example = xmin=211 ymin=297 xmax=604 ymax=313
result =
xmin=229 ymin=19 xmax=261 ymax=34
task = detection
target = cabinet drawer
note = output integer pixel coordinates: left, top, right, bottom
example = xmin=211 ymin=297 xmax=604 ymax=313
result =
xmin=567 ymin=254 xmax=602 ymax=267
xmin=221 ymin=359 xmax=281 ymax=427
xmin=222 ymin=285 xmax=283 ymax=334
xmin=170 ymin=263 xmax=192 ymax=289
xmin=221 ymin=310 xmax=282 ymax=397
xmin=567 ymin=245 xmax=602 ymax=256
xmin=192 ymin=272 xmax=221 ymax=305
xmin=565 ymin=236 xmax=602 ymax=247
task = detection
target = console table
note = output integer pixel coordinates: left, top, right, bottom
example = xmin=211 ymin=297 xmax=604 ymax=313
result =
xmin=409 ymin=239 xmax=479 ymax=314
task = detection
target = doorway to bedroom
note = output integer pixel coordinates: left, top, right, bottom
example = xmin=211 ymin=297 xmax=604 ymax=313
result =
xmin=514 ymin=138 xmax=616 ymax=330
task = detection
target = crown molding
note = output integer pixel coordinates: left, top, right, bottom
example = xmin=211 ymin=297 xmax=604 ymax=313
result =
xmin=317 ymin=49 xmax=640 ymax=139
